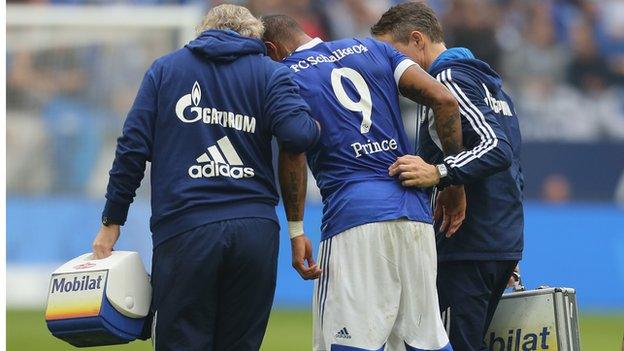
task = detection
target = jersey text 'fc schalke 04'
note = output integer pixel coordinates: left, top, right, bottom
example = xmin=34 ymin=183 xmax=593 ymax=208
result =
xmin=282 ymin=38 xmax=432 ymax=240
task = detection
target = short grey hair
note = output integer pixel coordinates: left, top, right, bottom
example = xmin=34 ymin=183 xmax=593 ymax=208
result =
xmin=197 ymin=4 xmax=264 ymax=39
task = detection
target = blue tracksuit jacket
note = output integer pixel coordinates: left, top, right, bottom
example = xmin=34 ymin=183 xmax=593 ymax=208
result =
xmin=102 ymin=30 xmax=320 ymax=247
xmin=417 ymin=48 xmax=524 ymax=261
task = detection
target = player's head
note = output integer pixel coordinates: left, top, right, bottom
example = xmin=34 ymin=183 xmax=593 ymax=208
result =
xmin=371 ymin=2 xmax=445 ymax=69
xmin=197 ymin=4 xmax=264 ymax=39
xmin=262 ymin=14 xmax=308 ymax=61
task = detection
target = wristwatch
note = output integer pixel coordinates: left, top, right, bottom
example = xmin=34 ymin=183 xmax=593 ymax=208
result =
xmin=436 ymin=163 xmax=451 ymax=189
xmin=102 ymin=217 xmax=119 ymax=227
xmin=436 ymin=163 xmax=448 ymax=179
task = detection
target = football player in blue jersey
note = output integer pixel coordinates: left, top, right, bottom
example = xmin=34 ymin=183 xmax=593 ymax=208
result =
xmin=263 ymin=14 xmax=464 ymax=351
xmin=373 ymin=3 xmax=524 ymax=351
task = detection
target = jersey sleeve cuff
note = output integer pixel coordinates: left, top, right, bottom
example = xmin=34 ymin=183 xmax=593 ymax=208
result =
xmin=394 ymin=59 xmax=417 ymax=87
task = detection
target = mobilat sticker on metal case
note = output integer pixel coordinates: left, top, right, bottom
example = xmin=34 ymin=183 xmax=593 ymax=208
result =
xmin=45 ymin=270 xmax=108 ymax=321
xmin=487 ymin=293 xmax=558 ymax=351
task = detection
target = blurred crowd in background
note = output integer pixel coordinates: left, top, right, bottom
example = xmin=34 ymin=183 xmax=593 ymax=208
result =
xmin=6 ymin=0 xmax=624 ymax=202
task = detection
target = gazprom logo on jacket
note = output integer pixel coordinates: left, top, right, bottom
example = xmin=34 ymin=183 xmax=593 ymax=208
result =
xmin=482 ymin=84 xmax=513 ymax=117
xmin=175 ymin=81 xmax=257 ymax=133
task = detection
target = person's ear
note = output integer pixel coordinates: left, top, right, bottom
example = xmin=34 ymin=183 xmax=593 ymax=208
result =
xmin=410 ymin=31 xmax=426 ymax=50
xmin=264 ymin=41 xmax=280 ymax=61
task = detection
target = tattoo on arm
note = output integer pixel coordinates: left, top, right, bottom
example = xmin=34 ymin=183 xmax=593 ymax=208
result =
xmin=436 ymin=108 xmax=463 ymax=156
xmin=278 ymin=150 xmax=307 ymax=221
xmin=400 ymin=76 xmax=463 ymax=157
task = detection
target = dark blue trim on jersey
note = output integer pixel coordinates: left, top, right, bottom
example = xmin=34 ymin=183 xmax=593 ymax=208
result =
xmin=330 ymin=344 xmax=385 ymax=351
xmin=404 ymin=342 xmax=453 ymax=351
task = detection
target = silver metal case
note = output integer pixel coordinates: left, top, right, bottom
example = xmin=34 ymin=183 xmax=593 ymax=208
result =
xmin=486 ymin=287 xmax=581 ymax=351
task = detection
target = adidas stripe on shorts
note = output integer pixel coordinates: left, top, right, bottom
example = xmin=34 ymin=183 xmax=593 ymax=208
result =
xmin=313 ymin=219 xmax=452 ymax=351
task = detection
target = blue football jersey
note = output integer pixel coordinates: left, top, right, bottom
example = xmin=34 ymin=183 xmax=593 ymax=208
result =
xmin=282 ymin=38 xmax=432 ymax=240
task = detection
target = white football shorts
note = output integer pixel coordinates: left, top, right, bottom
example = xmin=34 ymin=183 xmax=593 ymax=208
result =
xmin=313 ymin=219 xmax=451 ymax=351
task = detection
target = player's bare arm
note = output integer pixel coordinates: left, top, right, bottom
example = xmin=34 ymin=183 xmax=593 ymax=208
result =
xmin=278 ymin=150 xmax=321 ymax=280
xmin=279 ymin=151 xmax=306 ymax=221
xmin=391 ymin=65 xmax=461 ymax=187
xmin=398 ymin=64 xmax=462 ymax=156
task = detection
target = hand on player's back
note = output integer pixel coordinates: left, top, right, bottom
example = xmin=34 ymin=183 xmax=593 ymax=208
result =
xmin=389 ymin=155 xmax=440 ymax=187
xmin=434 ymin=185 xmax=466 ymax=237
xmin=291 ymin=235 xmax=322 ymax=280
xmin=92 ymin=225 xmax=120 ymax=259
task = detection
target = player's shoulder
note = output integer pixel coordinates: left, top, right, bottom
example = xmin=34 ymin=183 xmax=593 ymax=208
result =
xmin=330 ymin=37 xmax=394 ymax=55
xmin=288 ymin=37 xmax=388 ymax=56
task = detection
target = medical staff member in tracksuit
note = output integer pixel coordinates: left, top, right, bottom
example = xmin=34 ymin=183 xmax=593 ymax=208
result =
xmin=373 ymin=3 xmax=524 ymax=351
xmin=91 ymin=5 xmax=320 ymax=351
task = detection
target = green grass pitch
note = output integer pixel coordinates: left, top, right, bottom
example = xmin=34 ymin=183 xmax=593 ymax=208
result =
xmin=7 ymin=310 xmax=623 ymax=350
